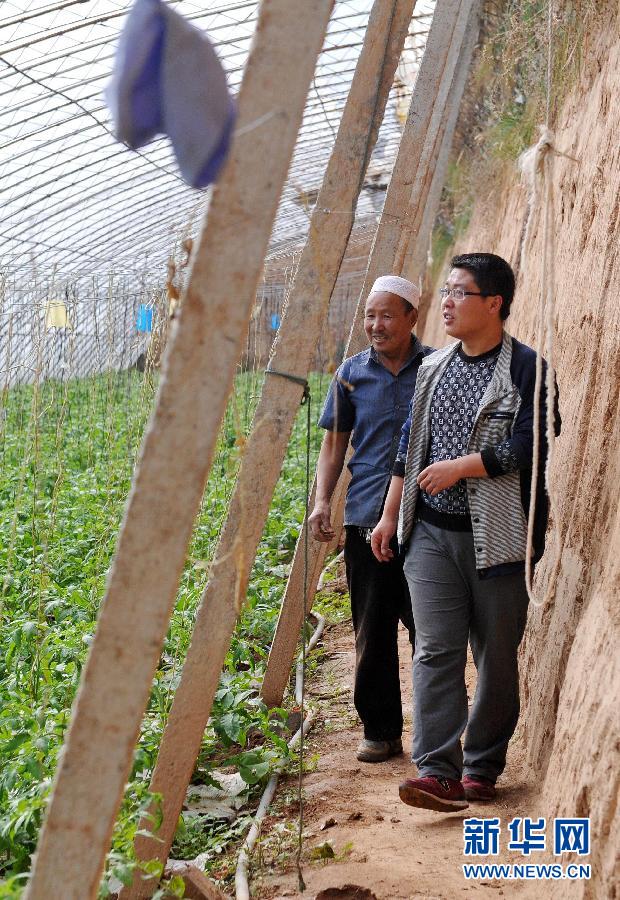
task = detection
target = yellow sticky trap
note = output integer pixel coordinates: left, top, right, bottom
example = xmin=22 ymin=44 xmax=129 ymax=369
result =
xmin=396 ymin=103 xmax=408 ymax=128
xmin=45 ymin=300 xmax=71 ymax=330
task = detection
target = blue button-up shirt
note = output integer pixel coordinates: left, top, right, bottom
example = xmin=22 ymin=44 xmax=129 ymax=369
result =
xmin=318 ymin=336 xmax=433 ymax=527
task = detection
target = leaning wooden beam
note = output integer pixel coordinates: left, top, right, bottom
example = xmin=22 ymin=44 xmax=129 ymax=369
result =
xmin=394 ymin=2 xmax=481 ymax=279
xmin=348 ymin=0 xmax=480 ymax=349
xmin=120 ymin=4 xmax=416 ymax=894
xmin=261 ymin=0 xmax=481 ymax=710
xmin=24 ymin=2 xmax=334 ymax=898
xmin=324 ymin=0 xmax=482 ymax=560
xmin=404 ymin=2 xmax=480 ymax=313
xmin=261 ymin=470 xmax=344 ymax=707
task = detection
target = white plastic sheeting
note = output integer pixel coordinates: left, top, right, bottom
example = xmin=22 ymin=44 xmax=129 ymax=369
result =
xmin=1 ymin=0 xmax=434 ymax=273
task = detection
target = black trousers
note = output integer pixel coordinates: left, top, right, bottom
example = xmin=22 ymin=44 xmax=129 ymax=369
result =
xmin=344 ymin=526 xmax=414 ymax=741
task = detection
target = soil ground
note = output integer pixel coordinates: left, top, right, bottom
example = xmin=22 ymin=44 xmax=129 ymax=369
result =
xmin=250 ymin=620 xmax=540 ymax=900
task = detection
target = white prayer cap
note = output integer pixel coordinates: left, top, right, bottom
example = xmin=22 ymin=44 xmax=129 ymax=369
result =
xmin=369 ymin=275 xmax=419 ymax=309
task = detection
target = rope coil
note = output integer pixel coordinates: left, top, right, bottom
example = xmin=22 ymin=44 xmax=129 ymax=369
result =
xmin=517 ymin=0 xmax=578 ymax=606
xmin=518 ymin=126 xmax=559 ymax=607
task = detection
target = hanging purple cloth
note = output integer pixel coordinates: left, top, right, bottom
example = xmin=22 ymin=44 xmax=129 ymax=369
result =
xmin=106 ymin=0 xmax=236 ymax=188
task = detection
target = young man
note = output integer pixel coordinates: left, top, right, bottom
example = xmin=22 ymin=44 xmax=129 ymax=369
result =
xmin=310 ymin=275 xmax=433 ymax=762
xmin=371 ymin=253 xmax=560 ymax=810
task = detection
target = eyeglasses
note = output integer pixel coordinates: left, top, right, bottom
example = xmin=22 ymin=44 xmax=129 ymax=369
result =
xmin=439 ymin=287 xmax=487 ymax=301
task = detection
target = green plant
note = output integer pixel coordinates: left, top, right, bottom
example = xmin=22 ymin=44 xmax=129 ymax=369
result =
xmin=171 ymin=813 xmax=253 ymax=863
xmin=0 ymin=367 xmax=330 ymax=894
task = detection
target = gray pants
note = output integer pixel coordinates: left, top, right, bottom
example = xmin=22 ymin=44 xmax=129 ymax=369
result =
xmin=403 ymin=520 xmax=529 ymax=782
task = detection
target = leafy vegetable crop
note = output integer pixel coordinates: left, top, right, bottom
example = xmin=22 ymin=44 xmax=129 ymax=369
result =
xmin=0 ymin=367 xmax=329 ymax=896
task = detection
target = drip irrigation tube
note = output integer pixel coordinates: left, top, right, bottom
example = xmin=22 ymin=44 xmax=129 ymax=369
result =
xmin=316 ymin=549 xmax=344 ymax=592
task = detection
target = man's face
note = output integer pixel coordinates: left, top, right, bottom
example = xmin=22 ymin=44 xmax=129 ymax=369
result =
xmin=364 ymin=291 xmax=416 ymax=358
xmin=441 ymin=268 xmax=498 ymax=339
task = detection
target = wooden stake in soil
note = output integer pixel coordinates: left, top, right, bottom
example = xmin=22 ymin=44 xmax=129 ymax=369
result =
xmin=24 ymin=2 xmax=334 ymax=898
xmin=262 ymin=0 xmax=482 ymax=710
xmin=121 ymin=3 xmax=416 ymax=894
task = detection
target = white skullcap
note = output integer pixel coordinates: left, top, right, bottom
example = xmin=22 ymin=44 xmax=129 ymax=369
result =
xmin=369 ymin=275 xmax=419 ymax=309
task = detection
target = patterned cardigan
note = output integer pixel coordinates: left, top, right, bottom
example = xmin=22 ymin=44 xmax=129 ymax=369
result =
xmin=397 ymin=331 xmax=561 ymax=578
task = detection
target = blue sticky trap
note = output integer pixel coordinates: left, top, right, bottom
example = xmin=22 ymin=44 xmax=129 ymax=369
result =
xmin=271 ymin=313 xmax=281 ymax=332
xmin=136 ymin=304 xmax=154 ymax=332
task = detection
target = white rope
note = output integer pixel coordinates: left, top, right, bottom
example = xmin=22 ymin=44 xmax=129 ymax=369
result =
xmin=518 ymin=0 xmax=578 ymax=606
xmin=520 ymin=0 xmax=555 ymax=607
xmin=519 ymin=126 xmax=557 ymax=607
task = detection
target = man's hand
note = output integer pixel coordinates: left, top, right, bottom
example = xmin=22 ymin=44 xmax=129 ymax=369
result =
xmin=309 ymin=430 xmax=350 ymax=543
xmin=417 ymin=459 xmax=463 ymax=496
xmin=308 ymin=500 xmax=335 ymax=542
xmin=370 ymin=515 xmax=397 ymax=562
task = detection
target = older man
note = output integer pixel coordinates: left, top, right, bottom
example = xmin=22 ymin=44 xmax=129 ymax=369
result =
xmin=309 ymin=276 xmax=433 ymax=762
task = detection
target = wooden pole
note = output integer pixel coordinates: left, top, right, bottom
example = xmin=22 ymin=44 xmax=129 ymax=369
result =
xmin=348 ymin=0 xmax=480 ymax=348
xmin=24 ymin=2 xmax=334 ymax=898
xmin=120 ymin=4 xmax=417 ymax=894
xmin=404 ymin=3 xmax=481 ymax=323
xmin=261 ymin=0 xmax=481 ymax=710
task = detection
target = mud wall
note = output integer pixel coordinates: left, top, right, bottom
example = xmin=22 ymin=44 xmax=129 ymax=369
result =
xmin=418 ymin=27 xmax=620 ymax=898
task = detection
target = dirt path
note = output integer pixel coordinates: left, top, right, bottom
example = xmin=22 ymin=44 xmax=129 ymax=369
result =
xmin=252 ymin=620 xmax=540 ymax=900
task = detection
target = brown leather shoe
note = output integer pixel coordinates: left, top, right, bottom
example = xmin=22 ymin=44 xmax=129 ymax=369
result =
xmin=399 ymin=775 xmax=469 ymax=812
xmin=462 ymin=775 xmax=496 ymax=801
xmin=356 ymin=737 xmax=403 ymax=762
